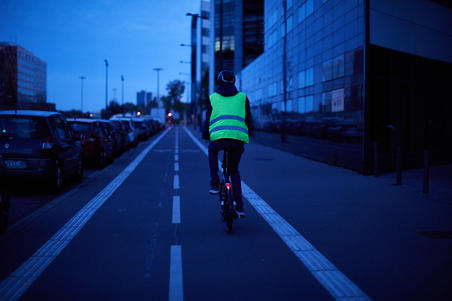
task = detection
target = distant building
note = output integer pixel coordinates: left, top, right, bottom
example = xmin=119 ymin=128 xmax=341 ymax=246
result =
xmin=146 ymin=92 xmax=153 ymax=106
xmin=136 ymin=90 xmax=145 ymax=106
xmin=0 ymin=43 xmax=53 ymax=110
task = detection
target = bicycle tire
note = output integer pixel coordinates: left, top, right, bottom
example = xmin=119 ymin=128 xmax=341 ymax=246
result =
xmin=226 ymin=210 xmax=233 ymax=234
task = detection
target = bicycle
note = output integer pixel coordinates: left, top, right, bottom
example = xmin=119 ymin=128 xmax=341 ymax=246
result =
xmin=218 ymin=149 xmax=243 ymax=234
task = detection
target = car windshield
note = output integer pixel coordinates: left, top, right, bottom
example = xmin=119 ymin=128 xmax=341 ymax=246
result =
xmin=0 ymin=116 xmax=50 ymax=139
xmin=70 ymin=122 xmax=91 ymax=133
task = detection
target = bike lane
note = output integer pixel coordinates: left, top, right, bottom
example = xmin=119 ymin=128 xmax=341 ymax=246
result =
xmin=1 ymin=128 xmax=175 ymax=300
xmin=178 ymin=126 xmax=332 ymax=300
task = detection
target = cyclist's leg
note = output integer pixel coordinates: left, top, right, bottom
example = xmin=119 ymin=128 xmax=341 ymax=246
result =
xmin=228 ymin=141 xmax=245 ymax=211
xmin=208 ymin=140 xmax=222 ymax=187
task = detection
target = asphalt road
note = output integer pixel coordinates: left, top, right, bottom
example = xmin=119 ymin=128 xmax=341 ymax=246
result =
xmin=0 ymin=125 xmax=451 ymax=300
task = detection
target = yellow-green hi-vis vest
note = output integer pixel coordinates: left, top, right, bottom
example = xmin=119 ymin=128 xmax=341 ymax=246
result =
xmin=209 ymin=92 xmax=249 ymax=144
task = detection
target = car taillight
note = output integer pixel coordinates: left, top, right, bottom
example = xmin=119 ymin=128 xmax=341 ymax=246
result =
xmin=42 ymin=136 xmax=54 ymax=150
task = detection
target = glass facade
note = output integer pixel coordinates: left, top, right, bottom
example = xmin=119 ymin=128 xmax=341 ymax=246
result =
xmin=237 ymin=0 xmax=365 ymax=170
xmin=237 ymin=0 xmax=452 ymax=172
xmin=0 ymin=44 xmax=47 ymax=108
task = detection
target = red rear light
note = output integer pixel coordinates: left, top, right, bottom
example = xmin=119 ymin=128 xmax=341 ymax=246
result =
xmin=42 ymin=136 xmax=54 ymax=150
xmin=226 ymin=183 xmax=231 ymax=190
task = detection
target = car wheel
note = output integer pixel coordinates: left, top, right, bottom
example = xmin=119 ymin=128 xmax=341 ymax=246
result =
xmin=98 ymin=150 xmax=106 ymax=169
xmin=0 ymin=187 xmax=10 ymax=234
xmin=50 ymin=164 xmax=63 ymax=194
xmin=74 ymin=158 xmax=83 ymax=181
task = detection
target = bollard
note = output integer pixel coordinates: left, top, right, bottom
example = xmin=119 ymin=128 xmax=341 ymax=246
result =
xmin=395 ymin=145 xmax=402 ymax=185
xmin=423 ymin=150 xmax=430 ymax=194
xmin=373 ymin=142 xmax=378 ymax=176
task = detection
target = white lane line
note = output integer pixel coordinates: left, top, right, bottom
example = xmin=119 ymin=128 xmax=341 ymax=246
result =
xmin=169 ymin=245 xmax=183 ymax=301
xmin=172 ymin=196 xmax=181 ymax=224
xmin=175 ymin=127 xmax=179 ymax=154
xmin=175 ymin=154 xmax=179 ymax=162
xmin=0 ymin=128 xmax=171 ymax=301
xmin=182 ymin=126 xmax=371 ymax=301
xmin=173 ymin=175 xmax=180 ymax=190
xmin=174 ymin=162 xmax=179 ymax=172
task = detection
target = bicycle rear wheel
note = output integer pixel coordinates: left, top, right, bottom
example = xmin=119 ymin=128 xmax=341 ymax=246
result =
xmin=226 ymin=209 xmax=233 ymax=234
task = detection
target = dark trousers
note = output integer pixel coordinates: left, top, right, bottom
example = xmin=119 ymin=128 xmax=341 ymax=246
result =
xmin=208 ymin=139 xmax=245 ymax=210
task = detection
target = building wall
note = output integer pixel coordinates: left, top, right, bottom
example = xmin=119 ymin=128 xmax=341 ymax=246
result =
xmin=239 ymin=0 xmax=365 ymax=131
xmin=0 ymin=44 xmax=47 ymax=109
xmin=238 ymin=0 xmax=452 ymax=172
xmin=369 ymin=0 xmax=452 ymax=63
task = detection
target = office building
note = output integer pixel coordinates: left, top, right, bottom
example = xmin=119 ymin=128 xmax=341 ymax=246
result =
xmin=197 ymin=0 xmax=211 ymax=108
xmin=0 ymin=43 xmax=50 ymax=110
xmin=209 ymin=0 xmax=264 ymax=94
xmin=236 ymin=0 xmax=452 ymax=173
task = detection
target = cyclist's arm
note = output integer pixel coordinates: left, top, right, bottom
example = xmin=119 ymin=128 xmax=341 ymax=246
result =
xmin=245 ymin=97 xmax=254 ymax=138
xmin=202 ymin=102 xmax=213 ymax=140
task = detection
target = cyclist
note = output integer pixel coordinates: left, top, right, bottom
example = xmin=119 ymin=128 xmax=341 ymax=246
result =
xmin=202 ymin=70 xmax=253 ymax=217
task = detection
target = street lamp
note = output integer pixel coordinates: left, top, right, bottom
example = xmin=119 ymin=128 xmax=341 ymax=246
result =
xmin=153 ymin=67 xmax=163 ymax=108
xmin=104 ymin=59 xmax=109 ymax=111
xmin=281 ymin=0 xmax=288 ymax=143
xmin=79 ymin=76 xmax=86 ymax=113
xmin=121 ymin=75 xmax=124 ymax=106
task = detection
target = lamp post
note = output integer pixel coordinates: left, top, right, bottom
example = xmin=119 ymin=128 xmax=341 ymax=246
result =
xmin=104 ymin=59 xmax=109 ymax=112
xmin=121 ymin=75 xmax=124 ymax=106
xmin=153 ymin=67 xmax=163 ymax=108
xmin=281 ymin=0 xmax=288 ymax=143
xmin=79 ymin=76 xmax=86 ymax=113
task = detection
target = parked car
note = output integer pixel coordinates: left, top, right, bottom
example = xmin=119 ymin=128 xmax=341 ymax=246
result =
xmin=68 ymin=118 xmax=115 ymax=168
xmin=110 ymin=120 xmax=129 ymax=152
xmin=111 ymin=117 xmax=138 ymax=147
xmin=99 ymin=120 xmax=123 ymax=157
xmin=132 ymin=119 xmax=149 ymax=140
xmin=0 ymin=110 xmax=83 ymax=192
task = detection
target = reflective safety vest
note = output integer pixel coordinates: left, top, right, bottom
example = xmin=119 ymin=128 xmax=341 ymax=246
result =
xmin=209 ymin=92 xmax=249 ymax=144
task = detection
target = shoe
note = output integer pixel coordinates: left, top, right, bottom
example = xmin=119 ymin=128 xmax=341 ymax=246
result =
xmin=235 ymin=207 xmax=246 ymax=218
xmin=209 ymin=185 xmax=220 ymax=195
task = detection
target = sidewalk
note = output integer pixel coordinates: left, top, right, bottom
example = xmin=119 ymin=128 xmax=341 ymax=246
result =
xmin=252 ymin=129 xmax=452 ymax=202
xmin=187 ymin=125 xmax=452 ymax=300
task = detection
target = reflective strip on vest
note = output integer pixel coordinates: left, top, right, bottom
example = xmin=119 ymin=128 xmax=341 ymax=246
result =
xmin=209 ymin=115 xmax=246 ymax=126
xmin=209 ymin=125 xmax=248 ymax=135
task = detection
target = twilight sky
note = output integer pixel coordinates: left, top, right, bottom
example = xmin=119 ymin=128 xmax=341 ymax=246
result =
xmin=0 ymin=0 xmax=199 ymax=112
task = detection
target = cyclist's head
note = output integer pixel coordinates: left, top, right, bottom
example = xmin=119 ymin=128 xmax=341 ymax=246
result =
xmin=217 ymin=70 xmax=235 ymax=84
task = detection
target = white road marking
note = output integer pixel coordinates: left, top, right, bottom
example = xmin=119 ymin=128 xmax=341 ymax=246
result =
xmin=172 ymin=196 xmax=181 ymax=224
xmin=169 ymin=245 xmax=183 ymax=301
xmin=182 ymin=126 xmax=371 ymax=301
xmin=173 ymin=175 xmax=180 ymax=190
xmin=175 ymin=127 xmax=179 ymax=154
xmin=175 ymin=154 xmax=179 ymax=162
xmin=153 ymin=149 xmax=172 ymax=153
xmin=0 ymin=128 xmax=171 ymax=301
xmin=174 ymin=162 xmax=179 ymax=172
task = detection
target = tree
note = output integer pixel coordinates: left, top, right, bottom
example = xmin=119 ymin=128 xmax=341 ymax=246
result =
xmin=166 ymin=80 xmax=186 ymax=117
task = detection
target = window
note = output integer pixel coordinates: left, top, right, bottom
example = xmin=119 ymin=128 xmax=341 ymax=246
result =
xmin=287 ymin=99 xmax=293 ymax=112
xmin=298 ymin=67 xmax=314 ymax=88
xmin=298 ymin=0 xmax=314 ymax=24
xmin=323 ymin=55 xmax=344 ymax=81
xmin=305 ymin=95 xmax=314 ymax=112
xmin=52 ymin=116 xmax=69 ymax=140
xmin=298 ymin=97 xmax=305 ymax=114
xmin=287 ymin=15 xmax=293 ymax=32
